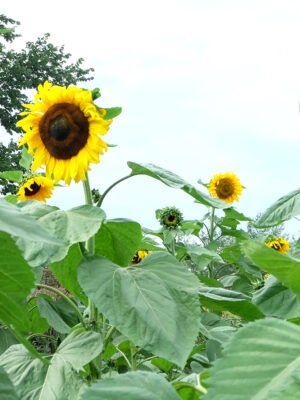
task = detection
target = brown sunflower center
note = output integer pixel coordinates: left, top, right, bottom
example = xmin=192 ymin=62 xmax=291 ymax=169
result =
xmin=167 ymin=215 xmax=176 ymax=224
xmin=39 ymin=103 xmax=89 ymax=160
xmin=25 ymin=182 xmax=41 ymax=196
xmin=49 ymin=115 xmax=71 ymax=141
xmin=216 ymin=179 xmax=234 ymax=199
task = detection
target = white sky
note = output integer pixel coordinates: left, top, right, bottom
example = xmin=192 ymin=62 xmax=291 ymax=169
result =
xmin=2 ymin=0 xmax=300 ymax=234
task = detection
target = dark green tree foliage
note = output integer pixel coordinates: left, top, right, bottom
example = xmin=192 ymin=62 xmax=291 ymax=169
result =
xmin=0 ymin=14 xmax=94 ymax=194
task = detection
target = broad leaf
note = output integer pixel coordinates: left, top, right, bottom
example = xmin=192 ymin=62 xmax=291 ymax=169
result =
xmin=0 ymin=231 xmax=34 ymax=332
xmin=0 ymin=330 xmax=102 ymax=400
xmin=36 ymin=296 xmax=77 ymax=334
xmin=0 ymin=199 xmax=61 ymax=245
xmin=94 ymin=219 xmax=142 ymax=266
xmin=80 ymin=371 xmax=181 ymax=400
xmin=128 ymin=162 xmax=231 ymax=209
xmin=0 ymin=326 xmax=18 ymax=356
xmin=0 ymin=366 xmax=18 ymax=400
xmin=0 ymin=170 xmax=23 ymax=183
xmin=19 ymin=145 xmax=33 ymax=170
xmin=199 ymin=286 xmax=263 ymax=321
xmin=241 ymin=240 xmax=300 ymax=299
xmin=255 ymin=188 xmax=300 ymax=227
xmin=78 ymin=252 xmax=200 ymax=367
xmin=50 ymin=244 xmax=87 ymax=305
xmin=16 ymin=203 xmax=106 ymax=266
xmin=27 ymin=298 xmax=50 ymax=335
xmin=204 ymin=318 xmax=300 ymax=399
xmin=253 ymin=276 xmax=300 ymax=319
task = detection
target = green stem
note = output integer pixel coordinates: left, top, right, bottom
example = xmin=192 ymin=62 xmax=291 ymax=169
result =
xmin=115 ymin=345 xmax=132 ymax=370
xmin=96 ymin=174 xmax=133 ymax=208
xmin=82 ymin=173 xmax=97 ymax=327
xmin=209 ymin=207 xmax=215 ymax=242
xmin=36 ymin=283 xmax=85 ymax=327
xmin=27 ymin=333 xmax=57 ymax=342
xmin=171 ymin=237 xmax=176 ymax=257
xmin=104 ymin=326 xmax=116 ymax=345
xmin=130 ymin=342 xmax=137 ymax=371
xmin=136 ymin=355 xmax=158 ymax=368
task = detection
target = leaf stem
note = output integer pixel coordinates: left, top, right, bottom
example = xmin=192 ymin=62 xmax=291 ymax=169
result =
xmin=96 ymin=174 xmax=133 ymax=208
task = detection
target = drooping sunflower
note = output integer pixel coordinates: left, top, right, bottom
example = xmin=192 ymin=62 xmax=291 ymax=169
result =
xmin=208 ymin=172 xmax=243 ymax=203
xmin=131 ymin=250 xmax=151 ymax=265
xmin=157 ymin=206 xmax=184 ymax=230
xmin=17 ymin=81 xmax=112 ymax=184
xmin=17 ymin=175 xmax=54 ymax=202
xmin=265 ymin=237 xmax=290 ymax=254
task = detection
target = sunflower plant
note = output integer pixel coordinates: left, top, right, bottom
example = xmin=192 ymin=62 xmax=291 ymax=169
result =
xmin=1 ymin=81 xmax=300 ymax=400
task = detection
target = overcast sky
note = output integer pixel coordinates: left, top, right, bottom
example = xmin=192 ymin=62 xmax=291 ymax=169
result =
xmin=2 ymin=0 xmax=300 ymax=234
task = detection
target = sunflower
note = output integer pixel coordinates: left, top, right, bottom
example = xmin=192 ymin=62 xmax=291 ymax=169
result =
xmin=157 ymin=206 xmax=184 ymax=230
xmin=17 ymin=175 xmax=54 ymax=202
xmin=208 ymin=172 xmax=243 ymax=203
xmin=265 ymin=237 xmax=290 ymax=254
xmin=17 ymin=81 xmax=112 ymax=184
xmin=131 ymin=250 xmax=151 ymax=265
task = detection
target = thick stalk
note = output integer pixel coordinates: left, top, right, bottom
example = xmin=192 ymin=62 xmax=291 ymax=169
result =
xmin=130 ymin=342 xmax=137 ymax=371
xmin=96 ymin=174 xmax=133 ymax=208
xmin=82 ymin=174 xmax=97 ymax=326
xmin=209 ymin=207 xmax=215 ymax=242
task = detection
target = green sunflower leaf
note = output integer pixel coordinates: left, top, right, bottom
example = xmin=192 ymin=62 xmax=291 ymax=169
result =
xmin=0 ymin=199 xmax=62 ymax=244
xmin=0 ymin=330 xmax=102 ymax=400
xmin=241 ymin=240 xmax=300 ymax=299
xmin=253 ymin=276 xmax=300 ymax=319
xmin=204 ymin=318 xmax=300 ymax=400
xmin=36 ymin=296 xmax=79 ymax=334
xmin=16 ymin=202 xmax=106 ymax=266
xmin=127 ymin=162 xmax=232 ymax=209
xmin=0 ymin=326 xmax=18 ymax=356
xmin=94 ymin=219 xmax=143 ymax=267
xmin=0 ymin=365 xmax=18 ymax=400
xmin=255 ymin=188 xmax=300 ymax=227
xmin=19 ymin=145 xmax=33 ymax=171
xmin=4 ymin=195 xmax=18 ymax=204
xmin=0 ymin=231 xmax=48 ymax=364
xmin=199 ymin=286 xmax=264 ymax=321
xmin=0 ymin=170 xmax=23 ymax=183
xmin=80 ymin=371 xmax=181 ymax=400
xmin=78 ymin=252 xmax=200 ymax=368
xmin=0 ymin=231 xmax=34 ymax=332
xmin=103 ymin=107 xmax=122 ymax=120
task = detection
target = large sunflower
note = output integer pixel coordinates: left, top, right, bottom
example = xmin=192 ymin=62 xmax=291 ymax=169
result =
xmin=17 ymin=176 xmax=54 ymax=202
xmin=208 ymin=172 xmax=243 ymax=203
xmin=17 ymin=81 xmax=112 ymax=184
xmin=265 ymin=237 xmax=290 ymax=254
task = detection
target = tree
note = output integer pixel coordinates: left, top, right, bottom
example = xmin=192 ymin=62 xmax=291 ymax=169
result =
xmin=0 ymin=14 xmax=94 ymax=194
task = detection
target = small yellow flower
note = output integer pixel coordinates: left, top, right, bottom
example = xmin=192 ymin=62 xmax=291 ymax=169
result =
xmin=131 ymin=250 xmax=151 ymax=265
xmin=17 ymin=81 xmax=112 ymax=185
xmin=264 ymin=273 xmax=270 ymax=278
xmin=208 ymin=172 xmax=243 ymax=203
xmin=265 ymin=238 xmax=290 ymax=254
xmin=17 ymin=176 xmax=54 ymax=202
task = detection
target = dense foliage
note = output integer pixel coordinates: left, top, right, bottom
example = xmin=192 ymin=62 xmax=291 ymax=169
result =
xmin=1 ymin=147 xmax=300 ymax=398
